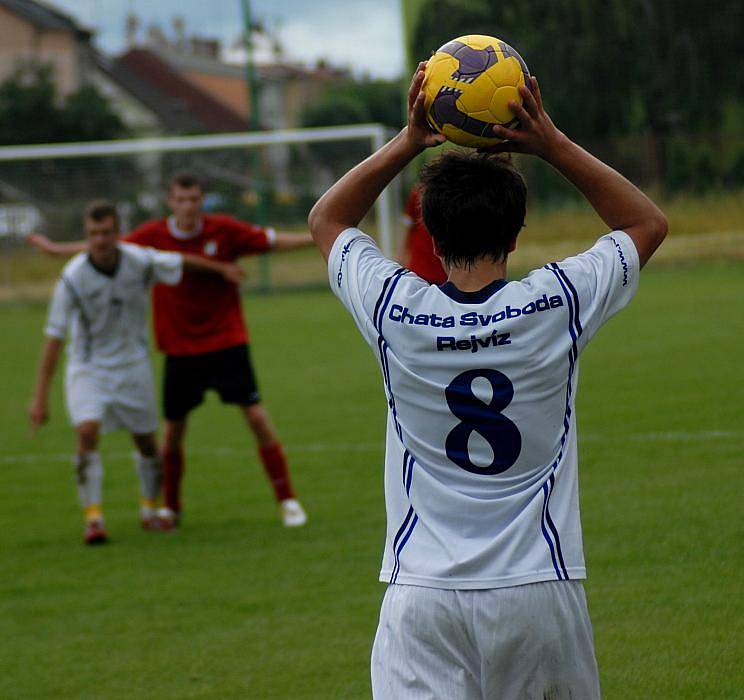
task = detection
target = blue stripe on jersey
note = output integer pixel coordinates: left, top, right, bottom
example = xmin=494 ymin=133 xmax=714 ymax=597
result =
xmin=544 ymin=474 xmax=569 ymax=578
xmin=389 ymin=450 xmax=419 ymax=583
xmin=390 ymin=506 xmax=419 ymax=584
xmin=374 ymin=267 xmax=407 ymax=332
xmin=378 ymin=337 xmax=403 ymax=440
xmin=537 ymin=263 xmax=584 ymax=580
xmin=541 ymin=482 xmax=563 ymax=580
xmin=390 ymin=505 xmax=415 ymax=583
xmin=547 ymin=264 xmax=578 ymax=358
xmin=402 ymin=450 xmax=410 ymax=490
xmin=392 ymin=514 xmax=418 ymax=584
xmin=405 ymin=454 xmax=415 ymax=496
xmin=373 ymin=273 xmax=395 ymax=330
xmin=374 ymin=268 xmax=408 ymax=440
xmin=374 ymin=269 xmax=420 ymax=584
xmin=553 ymin=264 xmax=583 ymax=336
xmin=401 ymin=449 xmax=416 ymax=496
xmin=548 ymin=263 xmax=582 ymax=356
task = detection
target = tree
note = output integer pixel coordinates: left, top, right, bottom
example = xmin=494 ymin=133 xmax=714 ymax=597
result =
xmin=60 ymin=85 xmax=127 ymax=142
xmin=302 ymin=79 xmax=405 ymax=129
xmin=0 ymin=64 xmax=127 ymax=146
xmin=407 ymin=0 xmax=744 ymax=138
xmin=0 ymin=65 xmax=61 ymax=145
xmin=0 ymin=64 xmax=132 ymax=232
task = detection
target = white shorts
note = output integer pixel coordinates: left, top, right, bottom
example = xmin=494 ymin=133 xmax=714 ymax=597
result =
xmin=65 ymin=358 xmax=158 ymax=435
xmin=371 ymin=581 xmax=600 ymax=700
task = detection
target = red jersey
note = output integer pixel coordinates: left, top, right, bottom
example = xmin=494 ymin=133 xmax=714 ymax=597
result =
xmin=125 ymin=214 xmax=272 ymax=356
xmin=403 ymin=187 xmax=447 ymax=285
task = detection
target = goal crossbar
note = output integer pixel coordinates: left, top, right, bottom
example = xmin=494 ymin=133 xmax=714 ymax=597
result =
xmin=0 ymin=124 xmax=397 ymax=256
xmin=0 ymin=124 xmax=387 ymax=161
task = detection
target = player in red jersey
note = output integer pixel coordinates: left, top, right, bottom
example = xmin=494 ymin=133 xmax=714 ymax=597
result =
xmin=399 ymin=185 xmax=447 ymax=284
xmin=29 ymin=172 xmax=313 ymax=528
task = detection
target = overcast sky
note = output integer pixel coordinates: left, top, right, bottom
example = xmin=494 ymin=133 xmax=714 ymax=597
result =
xmin=51 ymin=0 xmax=406 ymax=79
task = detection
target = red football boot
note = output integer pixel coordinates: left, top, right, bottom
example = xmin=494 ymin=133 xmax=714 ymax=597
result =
xmin=84 ymin=519 xmax=108 ymax=545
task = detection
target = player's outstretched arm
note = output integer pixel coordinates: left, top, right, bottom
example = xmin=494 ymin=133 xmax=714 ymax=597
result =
xmin=181 ymin=253 xmax=245 ymax=284
xmin=308 ymin=62 xmax=445 ymax=260
xmin=28 ymin=337 xmax=63 ymax=434
xmin=272 ymin=232 xmax=314 ymax=251
xmin=27 ymin=233 xmax=87 ymax=257
xmin=490 ymin=78 xmax=668 ymax=267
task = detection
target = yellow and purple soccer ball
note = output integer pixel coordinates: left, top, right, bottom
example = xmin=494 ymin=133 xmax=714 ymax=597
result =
xmin=423 ymin=35 xmax=530 ymax=149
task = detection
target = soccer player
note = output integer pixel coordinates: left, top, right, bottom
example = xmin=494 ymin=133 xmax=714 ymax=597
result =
xmin=29 ymin=173 xmax=311 ymax=528
xmin=399 ymin=184 xmax=447 ymax=284
xmin=29 ymin=201 xmax=243 ymax=544
xmin=308 ymin=64 xmax=667 ymax=698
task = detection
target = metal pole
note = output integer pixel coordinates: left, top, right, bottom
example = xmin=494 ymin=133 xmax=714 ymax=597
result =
xmin=240 ymin=0 xmax=271 ymax=291
xmin=372 ymin=127 xmax=395 ymax=258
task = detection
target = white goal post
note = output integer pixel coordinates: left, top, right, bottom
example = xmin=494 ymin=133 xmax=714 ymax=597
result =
xmin=0 ymin=124 xmax=398 ymax=258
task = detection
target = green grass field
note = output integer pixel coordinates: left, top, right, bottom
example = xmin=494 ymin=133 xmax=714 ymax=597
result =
xmin=1 ymin=261 xmax=742 ymax=698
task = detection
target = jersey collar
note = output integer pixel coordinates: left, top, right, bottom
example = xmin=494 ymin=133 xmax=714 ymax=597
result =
xmin=167 ymin=215 xmax=203 ymax=240
xmin=439 ymin=278 xmax=509 ymax=304
xmin=86 ymin=249 xmax=121 ymax=278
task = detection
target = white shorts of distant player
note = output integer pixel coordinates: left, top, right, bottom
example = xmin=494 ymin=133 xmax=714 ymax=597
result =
xmin=371 ymin=580 xmax=600 ymax=700
xmin=65 ymin=357 xmax=158 ymax=435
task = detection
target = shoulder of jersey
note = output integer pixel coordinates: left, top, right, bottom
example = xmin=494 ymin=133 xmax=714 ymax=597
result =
xmin=520 ymin=264 xmax=558 ymax=289
xmin=128 ymin=218 xmax=167 ymax=241
xmin=138 ymin=218 xmax=165 ymax=231
xmin=203 ymin=213 xmax=232 ymax=226
xmin=401 ymin=268 xmax=433 ymax=291
xmin=118 ymin=241 xmax=145 ymax=259
xmin=61 ymin=251 xmax=88 ymax=277
xmin=214 ymin=213 xmax=248 ymax=233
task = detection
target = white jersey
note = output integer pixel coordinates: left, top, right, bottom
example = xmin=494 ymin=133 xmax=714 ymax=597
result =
xmin=45 ymin=242 xmax=182 ymax=369
xmin=329 ymin=228 xmax=640 ymax=589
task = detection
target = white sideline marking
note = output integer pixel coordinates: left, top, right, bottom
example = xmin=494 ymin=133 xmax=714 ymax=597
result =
xmin=0 ymin=442 xmax=385 ymax=465
xmin=2 ymin=430 xmax=741 ymax=465
xmin=580 ymin=430 xmax=742 ymax=443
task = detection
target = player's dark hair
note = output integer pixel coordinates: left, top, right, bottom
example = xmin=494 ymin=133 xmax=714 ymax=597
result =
xmin=169 ymin=170 xmax=204 ymax=192
xmin=84 ymin=200 xmax=118 ymax=227
xmin=420 ymin=151 xmax=526 ymax=267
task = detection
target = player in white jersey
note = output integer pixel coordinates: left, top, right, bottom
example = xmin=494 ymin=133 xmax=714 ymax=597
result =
xmin=309 ymin=65 xmax=667 ymax=698
xmin=29 ymin=201 xmax=242 ymax=544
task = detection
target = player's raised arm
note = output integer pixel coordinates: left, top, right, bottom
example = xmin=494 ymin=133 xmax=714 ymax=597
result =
xmin=180 ymin=253 xmax=245 ymax=284
xmin=308 ymin=63 xmax=445 ymax=260
xmin=28 ymin=337 xmax=63 ymax=434
xmin=490 ymin=77 xmax=667 ymax=267
xmin=27 ymin=233 xmax=87 ymax=257
xmin=271 ymin=232 xmax=314 ymax=251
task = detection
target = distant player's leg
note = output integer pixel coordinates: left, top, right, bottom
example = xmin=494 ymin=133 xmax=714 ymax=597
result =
xmin=211 ymin=344 xmax=306 ymax=527
xmin=160 ymin=418 xmax=188 ymax=525
xmin=160 ymin=353 xmax=206 ymax=526
xmin=74 ymin=420 xmax=107 ymax=545
xmin=65 ymin=366 xmax=108 ymax=544
xmin=131 ymin=432 xmax=163 ymax=530
xmin=107 ymin=357 xmax=168 ymax=530
xmin=240 ymin=403 xmax=306 ymax=527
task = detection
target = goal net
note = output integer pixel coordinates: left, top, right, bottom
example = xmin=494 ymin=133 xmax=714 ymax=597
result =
xmin=0 ymin=124 xmax=400 ymax=299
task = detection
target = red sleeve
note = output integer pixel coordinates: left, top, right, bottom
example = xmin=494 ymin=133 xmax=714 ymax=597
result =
xmin=224 ymin=216 xmax=272 ymax=257
xmin=404 ymin=187 xmax=421 ymax=221
xmin=123 ymin=221 xmax=160 ymax=246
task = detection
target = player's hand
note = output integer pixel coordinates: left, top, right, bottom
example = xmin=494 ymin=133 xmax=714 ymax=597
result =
xmin=26 ymin=233 xmax=55 ymax=254
xmin=220 ymin=262 xmax=245 ymax=284
xmin=28 ymin=399 xmax=48 ymax=434
xmin=487 ymin=77 xmax=566 ymax=160
xmin=405 ymin=62 xmax=446 ymax=150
